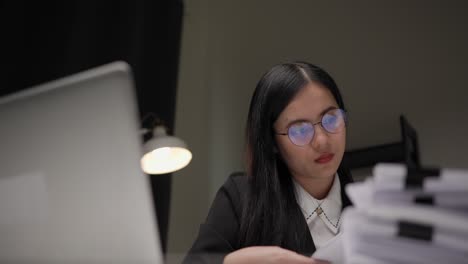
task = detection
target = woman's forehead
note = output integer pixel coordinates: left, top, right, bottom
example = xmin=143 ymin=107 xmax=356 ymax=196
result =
xmin=279 ymin=83 xmax=337 ymax=121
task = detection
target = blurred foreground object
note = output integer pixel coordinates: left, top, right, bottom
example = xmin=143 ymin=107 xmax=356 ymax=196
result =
xmin=342 ymin=163 xmax=468 ymax=264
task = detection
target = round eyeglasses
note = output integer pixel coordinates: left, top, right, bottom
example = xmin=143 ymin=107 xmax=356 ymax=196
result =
xmin=275 ymin=108 xmax=347 ymax=146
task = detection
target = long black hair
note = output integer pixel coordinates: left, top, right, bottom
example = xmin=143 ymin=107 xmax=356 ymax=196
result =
xmin=239 ymin=62 xmax=352 ymax=253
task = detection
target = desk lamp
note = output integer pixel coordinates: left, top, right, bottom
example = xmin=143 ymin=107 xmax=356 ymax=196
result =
xmin=140 ymin=122 xmax=192 ymax=175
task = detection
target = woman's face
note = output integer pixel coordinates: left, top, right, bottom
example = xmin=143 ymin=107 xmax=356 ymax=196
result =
xmin=273 ymin=82 xmax=346 ymax=181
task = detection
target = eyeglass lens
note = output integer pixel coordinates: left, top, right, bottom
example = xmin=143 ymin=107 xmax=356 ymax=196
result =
xmin=287 ymin=108 xmax=346 ymax=146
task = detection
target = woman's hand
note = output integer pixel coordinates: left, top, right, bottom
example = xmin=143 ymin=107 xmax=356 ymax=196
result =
xmin=223 ymin=246 xmax=329 ymax=264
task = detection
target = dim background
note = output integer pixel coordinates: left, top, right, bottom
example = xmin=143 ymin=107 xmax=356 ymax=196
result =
xmin=172 ymin=0 xmax=468 ymax=257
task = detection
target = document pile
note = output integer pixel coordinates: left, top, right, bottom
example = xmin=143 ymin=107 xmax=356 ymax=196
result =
xmin=342 ymin=163 xmax=468 ymax=264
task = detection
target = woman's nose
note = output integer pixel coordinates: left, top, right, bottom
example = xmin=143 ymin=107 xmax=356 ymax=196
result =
xmin=311 ymin=124 xmax=329 ymax=150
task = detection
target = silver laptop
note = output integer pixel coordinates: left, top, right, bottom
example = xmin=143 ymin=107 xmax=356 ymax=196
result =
xmin=0 ymin=62 xmax=163 ymax=263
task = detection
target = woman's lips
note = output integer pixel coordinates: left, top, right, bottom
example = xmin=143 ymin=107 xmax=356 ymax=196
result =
xmin=315 ymin=153 xmax=334 ymax=164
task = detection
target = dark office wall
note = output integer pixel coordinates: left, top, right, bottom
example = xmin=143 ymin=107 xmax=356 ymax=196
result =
xmin=0 ymin=0 xmax=184 ymax=254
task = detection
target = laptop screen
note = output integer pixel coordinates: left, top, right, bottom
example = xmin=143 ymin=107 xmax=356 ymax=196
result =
xmin=0 ymin=62 xmax=163 ymax=263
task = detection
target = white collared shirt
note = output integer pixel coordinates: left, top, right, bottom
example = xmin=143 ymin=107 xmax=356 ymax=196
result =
xmin=293 ymin=173 xmax=342 ymax=249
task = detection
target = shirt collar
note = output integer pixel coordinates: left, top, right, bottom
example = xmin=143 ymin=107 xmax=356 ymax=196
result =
xmin=293 ymin=173 xmax=342 ymax=233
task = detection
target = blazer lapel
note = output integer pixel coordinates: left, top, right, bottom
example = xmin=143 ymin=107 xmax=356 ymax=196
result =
xmin=299 ymin=166 xmax=353 ymax=255
xmin=298 ymin=209 xmax=316 ymax=255
xmin=338 ymin=166 xmax=354 ymax=209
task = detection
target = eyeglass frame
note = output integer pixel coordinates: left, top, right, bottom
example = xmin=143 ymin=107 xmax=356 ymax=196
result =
xmin=274 ymin=108 xmax=348 ymax=146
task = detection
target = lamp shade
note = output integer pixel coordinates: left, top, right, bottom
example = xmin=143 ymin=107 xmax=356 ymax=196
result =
xmin=141 ymin=126 xmax=192 ymax=175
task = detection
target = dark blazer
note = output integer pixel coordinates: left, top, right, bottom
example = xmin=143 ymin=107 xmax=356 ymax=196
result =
xmin=183 ymin=170 xmax=353 ymax=264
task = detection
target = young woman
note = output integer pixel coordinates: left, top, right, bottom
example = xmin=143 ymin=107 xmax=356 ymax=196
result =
xmin=184 ymin=62 xmax=353 ymax=264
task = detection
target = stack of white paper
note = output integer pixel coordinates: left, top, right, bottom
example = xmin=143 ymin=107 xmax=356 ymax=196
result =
xmin=342 ymin=163 xmax=468 ymax=264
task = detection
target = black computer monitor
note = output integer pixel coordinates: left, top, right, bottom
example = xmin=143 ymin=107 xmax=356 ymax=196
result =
xmin=400 ymin=115 xmax=421 ymax=168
